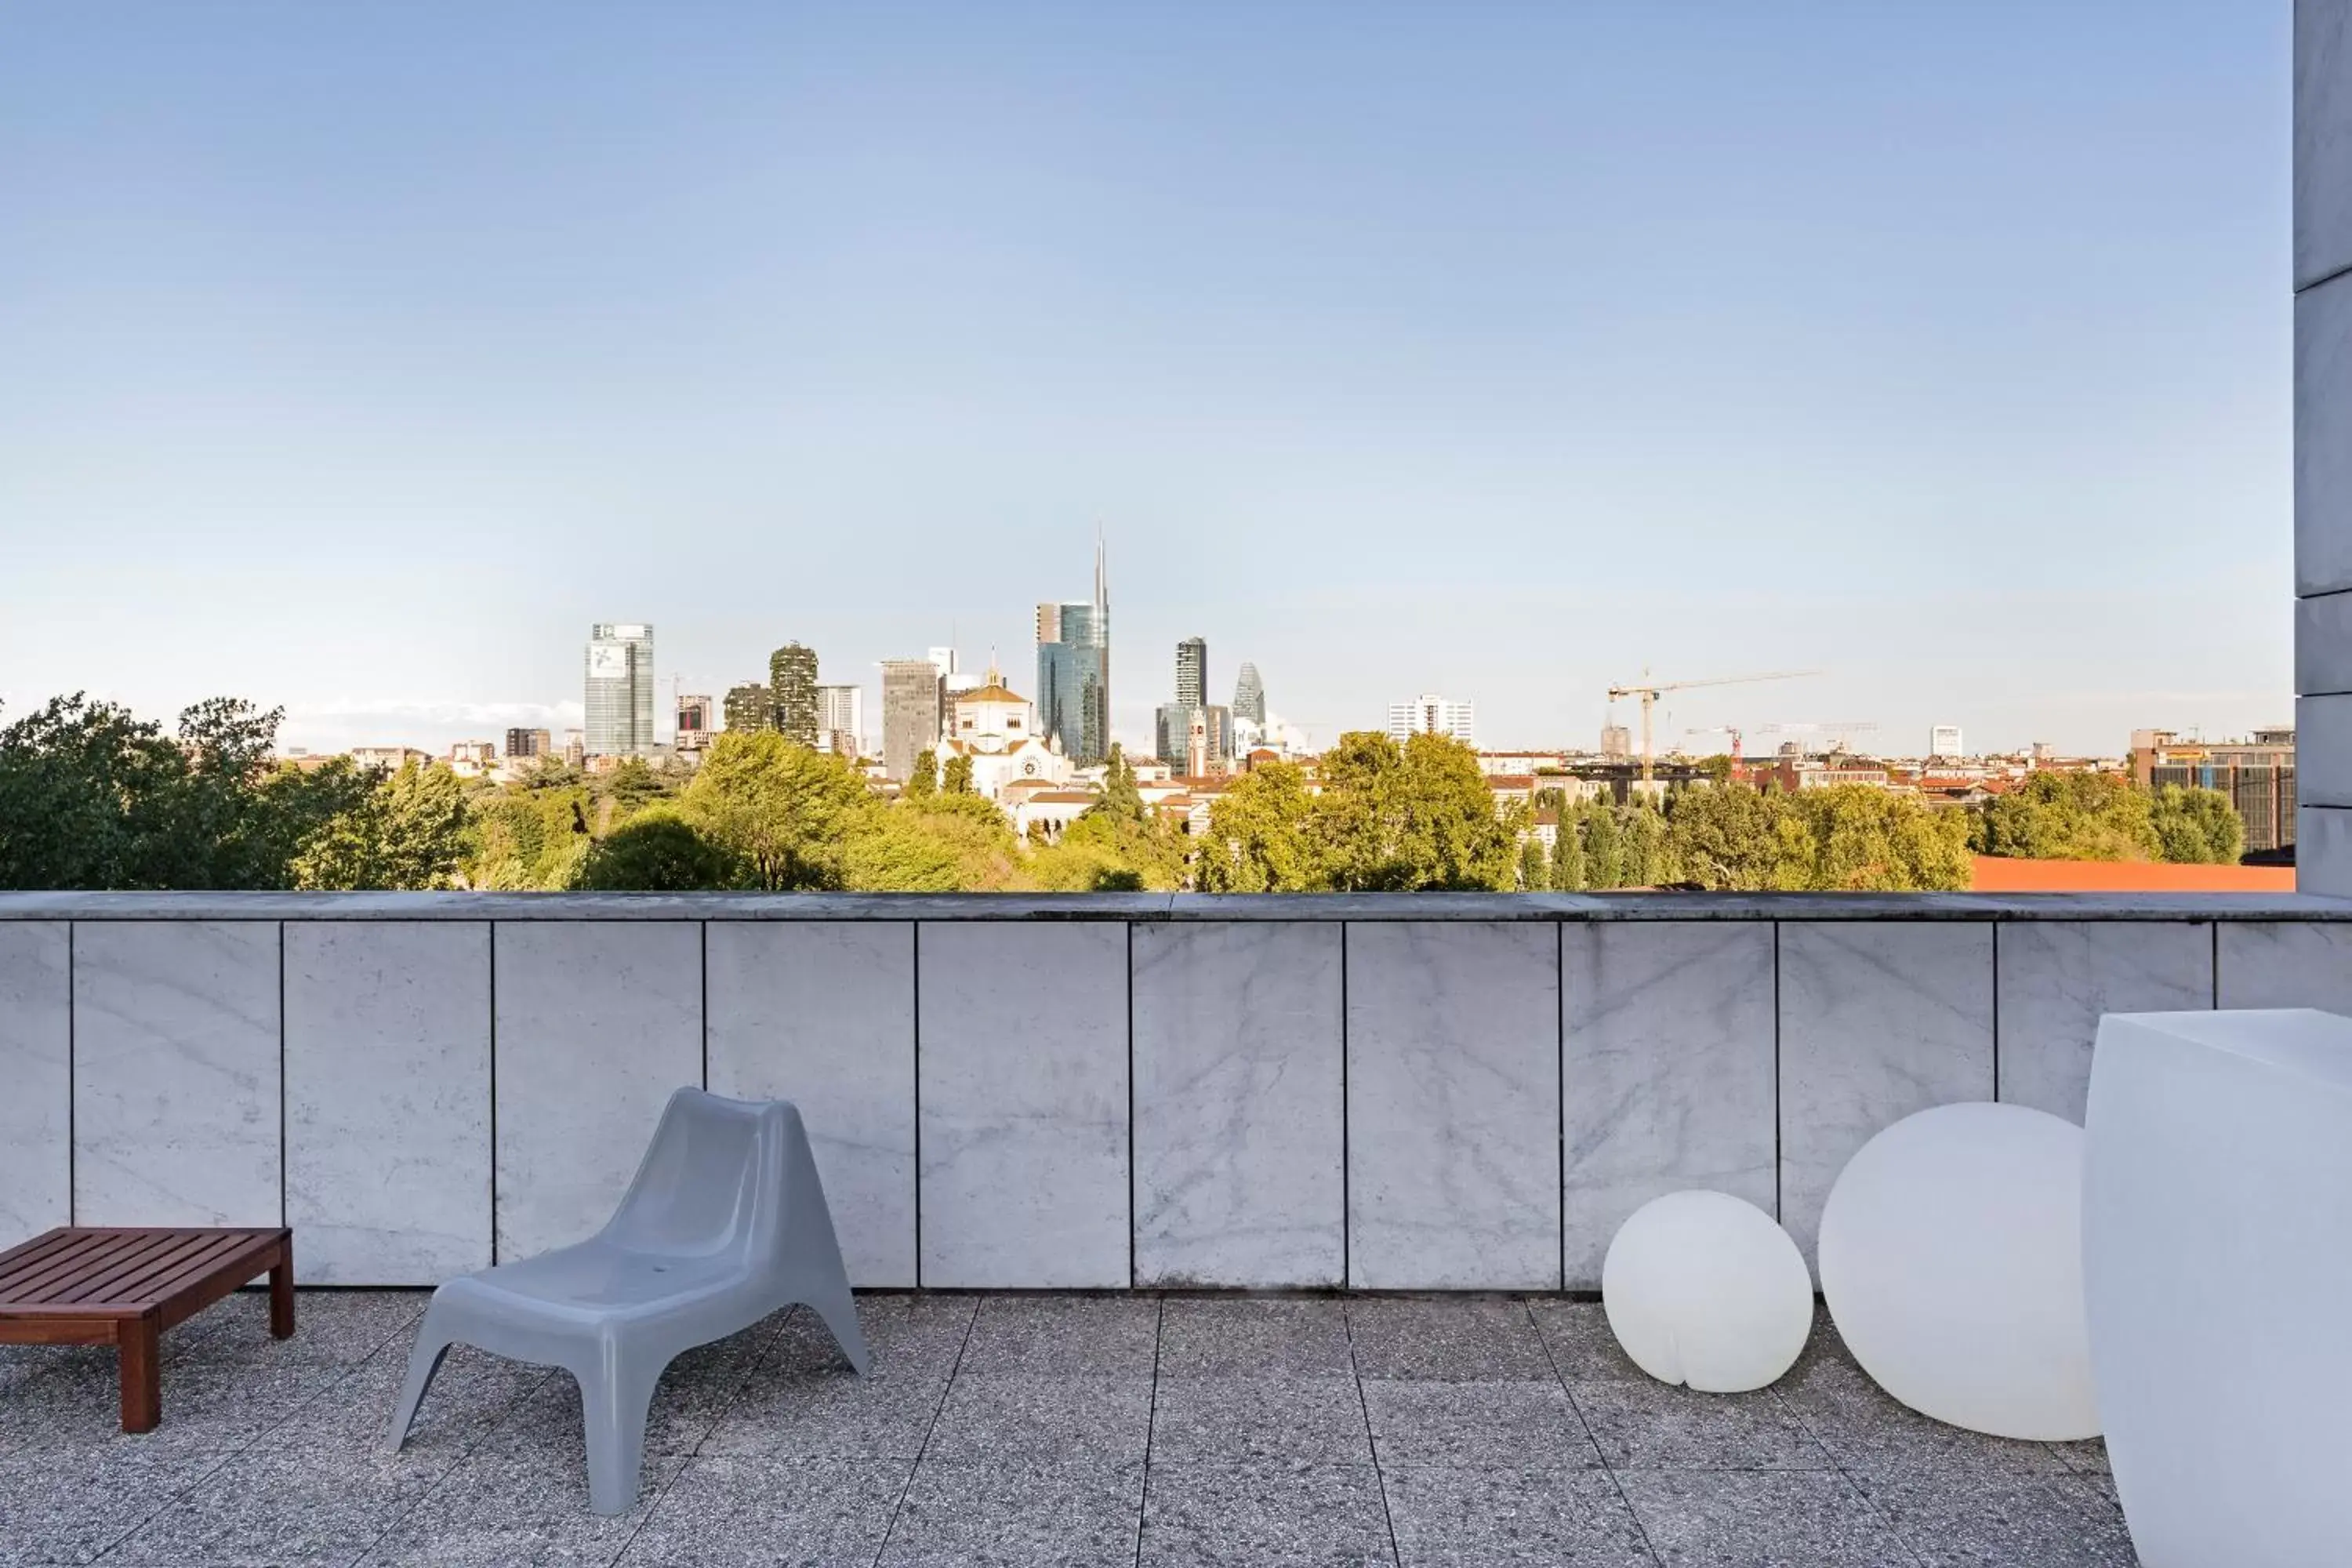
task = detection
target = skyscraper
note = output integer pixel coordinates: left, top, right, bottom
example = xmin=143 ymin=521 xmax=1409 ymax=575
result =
xmin=768 ymin=642 xmax=820 ymax=746
xmin=1174 ymin=637 xmax=1207 ymax=709
xmin=1036 ymin=535 xmax=1112 ymax=765
xmin=880 ymin=659 xmax=946 ymax=782
xmin=816 ymin=683 xmax=865 ymax=756
xmin=505 ymin=727 xmax=551 ymax=760
xmin=723 ymin=683 xmax=775 ymax=734
xmin=584 ymin=622 xmax=655 ymax=756
xmin=674 ymin=693 xmax=715 ymax=752
xmin=1232 ymin=662 xmax=1266 ymax=726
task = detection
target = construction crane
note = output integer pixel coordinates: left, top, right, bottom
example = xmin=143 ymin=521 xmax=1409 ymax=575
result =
xmin=1606 ymin=670 xmax=1818 ymax=783
xmin=1684 ymin=726 xmax=1744 ymax=761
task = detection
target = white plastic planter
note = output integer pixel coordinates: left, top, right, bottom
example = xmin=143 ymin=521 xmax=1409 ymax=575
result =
xmin=2085 ymin=1009 xmax=2352 ymax=1567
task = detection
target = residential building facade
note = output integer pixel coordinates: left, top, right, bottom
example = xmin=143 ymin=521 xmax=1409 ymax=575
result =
xmin=2132 ymin=728 xmax=2298 ymax=854
xmin=816 ymin=683 xmax=865 ymax=757
xmin=674 ymin=693 xmax=716 ymax=752
xmin=768 ymin=642 xmax=820 ymax=746
xmin=723 ymin=683 xmax=775 ymax=734
xmin=1387 ymin=693 xmax=1476 ymax=747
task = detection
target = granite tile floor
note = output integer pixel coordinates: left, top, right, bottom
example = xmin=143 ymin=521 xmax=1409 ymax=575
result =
xmin=0 ymin=1290 xmax=2139 ymax=1567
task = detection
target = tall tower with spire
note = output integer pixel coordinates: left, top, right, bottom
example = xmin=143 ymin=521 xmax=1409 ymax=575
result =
xmin=1035 ymin=529 xmax=1114 ymax=766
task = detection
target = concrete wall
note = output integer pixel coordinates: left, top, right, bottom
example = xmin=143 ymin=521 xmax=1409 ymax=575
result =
xmin=2300 ymin=2 xmax=2352 ymax=892
xmin=2 ymin=891 xmax=2344 ymax=1289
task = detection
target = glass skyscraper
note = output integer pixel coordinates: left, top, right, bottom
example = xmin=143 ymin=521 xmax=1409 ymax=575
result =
xmin=584 ymin=622 xmax=655 ymax=756
xmin=1233 ymin=662 xmax=1266 ymax=726
xmin=1035 ymin=536 xmax=1112 ymax=766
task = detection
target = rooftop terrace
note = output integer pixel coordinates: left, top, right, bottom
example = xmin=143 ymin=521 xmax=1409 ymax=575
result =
xmin=2 ymin=1288 xmax=2132 ymax=1567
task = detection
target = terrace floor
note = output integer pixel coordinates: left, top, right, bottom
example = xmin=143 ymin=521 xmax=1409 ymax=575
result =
xmin=0 ymin=1290 xmax=2136 ymax=1567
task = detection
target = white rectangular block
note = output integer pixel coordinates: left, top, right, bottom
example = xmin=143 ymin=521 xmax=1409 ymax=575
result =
xmin=1347 ymin=921 xmax=1560 ymax=1290
xmin=1994 ymin=921 xmax=2212 ymax=1123
xmin=1778 ymin=922 xmax=1993 ymax=1268
xmin=73 ymin=921 xmax=282 ymax=1227
xmin=0 ymin=923 xmax=71 ymax=1247
xmin=1132 ymin=921 xmax=1344 ymax=1289
xmin=2295 ymin=590 xmax=2352 ymax=696
xmin=2297 ymin=270 xmax=2352 ymax=597
xmin=2217 ymin=920 xmax=2352 ymax=1011
xmin=1562 ymin=922 xmax=1775 ymax=1290
xmin=493 ymin=921 xmax=702 ymax=1261
xmin=916 ymin=922 xmax=1129 ymax=1288
xmin=285 ymin=921 xmax=491 ymax=1284
xmin=706 ymin=921 xmax=916 ymax=1288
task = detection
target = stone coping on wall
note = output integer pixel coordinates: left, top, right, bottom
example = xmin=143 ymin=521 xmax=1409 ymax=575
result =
xmin=4 ymin=889 xmax=2350 ymax=921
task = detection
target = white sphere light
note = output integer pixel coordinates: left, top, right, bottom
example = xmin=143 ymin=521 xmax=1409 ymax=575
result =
xmin=1602 ymin=1190 xmax=1813 ymax=1393
xmin=1818 ymin=1102 xmax=2099 ymax=1441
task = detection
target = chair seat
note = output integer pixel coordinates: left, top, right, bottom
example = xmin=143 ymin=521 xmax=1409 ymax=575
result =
xmin=452 ymin=1242 xmax=753 ymax=1322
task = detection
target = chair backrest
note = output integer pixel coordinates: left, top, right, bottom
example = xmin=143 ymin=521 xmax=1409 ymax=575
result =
xmin=597 ymin=1087 xmax=795 ymax=1261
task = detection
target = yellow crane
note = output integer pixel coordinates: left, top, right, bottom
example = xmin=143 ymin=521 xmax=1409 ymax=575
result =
xmin=1606 ymin=670 xmax=1820 ymax=783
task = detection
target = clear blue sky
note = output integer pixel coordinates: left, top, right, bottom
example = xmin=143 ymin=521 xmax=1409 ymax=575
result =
xmin=0 ymin=2 xmax=2291 ymax=757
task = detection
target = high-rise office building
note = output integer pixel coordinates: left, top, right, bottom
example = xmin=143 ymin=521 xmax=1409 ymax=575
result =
xmin=505 ymin=727 xmax=552 ymax=760
xmin=674 ymin=694 xmax=716 ymax=752
xmin=1036 ymin=536 xmax=1112 ymax=765
xmin=929 ymin=646 xmax=982 ymax=699
xmin=1387 ymin=693 xmax=1476 ymax=747
xmin=1929 ymin=725 xmax=1964 ymax=760
xmin=816 ymin=683 xmax=865 ymax=757
xmin=584 ymin=622 xmax=655 ymax=756
xmin=1156 ymin=702 xmax=1233 ymax=771
xmin=768 ymin=642 xmax=820 ymax=746
xmin=562 ymin=729 xmax=586 ymax=768
xmin=724 ymin=683 xmax=775 ymax=734
xmin=1232 ymin=662 xmax=1266 ymax=726
xmin=1174 ymin=637 xmax=1207 ymax=708
xmin=880 ymin=659 xmax=946 ymax=782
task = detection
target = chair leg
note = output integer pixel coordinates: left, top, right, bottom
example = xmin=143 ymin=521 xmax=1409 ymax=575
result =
xmin=383 ymin=1315 xmax=455 ymax=1454
xmin=577 ymin=1357 xmax=663 ymax=1518
xmin=805 ymin=1275 xmax=870 ymax=1377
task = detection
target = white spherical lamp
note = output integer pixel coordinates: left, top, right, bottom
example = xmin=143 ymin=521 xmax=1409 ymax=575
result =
xmin=1602 ymin=1189 xmax=1813 ymax=1393
xmin=1818 ymin=1102 xmax=2098 ymax=1441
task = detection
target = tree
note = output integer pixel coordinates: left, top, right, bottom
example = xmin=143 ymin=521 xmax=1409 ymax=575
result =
xmin=1195 ymin=760 xmax=1320 ymax=892
xmin=681 ymin=732 xmax=871 ymax=891
xmin=291 ymin=760 xmax=470 ymax=890
xmin=903 ymin=750 xmax=938 ymax=801
xmin=1665 ymin=783 xmax=1796 ymax=891
xmin=572 ymin=811 xmax=745 ymax=891
xmin=2149 ymin=785 xmax=2244 ymax=865
xmin=1584 ymin=798 xmax=1625 ymax=890
xmin=1061 ymin=743 xmax=1185 ymax=889
xmin=941 ymin=754 xmax=975 ymax=796
xmin=844 ymin=797 xmax=1027 ymax=891
xmin=1622 ymin=797 xmax=1674 ymax=887
xmin=1515 ymin=835 xmax=1548 ymax=891
xmin=1786 ymin=785 xmax=1972 ymax=891
xmin=1975 ymin=771 xmax=2156 ymax=862
xmin=1310 ymin=731 xmax=1517 ymax=891
xmin=1548 ymin=801 xmax=1588 ymax=890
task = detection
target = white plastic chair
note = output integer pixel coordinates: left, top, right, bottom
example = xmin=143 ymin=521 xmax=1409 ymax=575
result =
xmin=385 ymin=1087 xmax=869 ymax=1514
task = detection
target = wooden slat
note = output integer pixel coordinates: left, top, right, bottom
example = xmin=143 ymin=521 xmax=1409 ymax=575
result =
xmin=53 ymin=1233 xmax=228 ymax=1307
xmin=0 ymin=1231 xmax=118 ymax=1298
xmin=64 ymin=1233 xmax=241 ymax=1308
xmin=0 ymin=1229 xmax=82 ymax=1283
xmin=136 ymin=1237 xmax=281 ymax=1317
xmin=2 ymin=1230 xmax=180 ymax=1305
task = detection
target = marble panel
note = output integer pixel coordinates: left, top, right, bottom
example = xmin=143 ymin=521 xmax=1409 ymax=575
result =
xmin=704 ymin=920 xmax=916 ymax=1287
xmin=73 ymin=921 xmax=281 ymax=1227
xmin=1778 ymin=922 xmax=1994 ymax=1268
xmin=2297 ymin=694 xmax=2352 ymax=808
xmin=1131 ymin=920 xmax=1344 ymax=1287
xmin=1561 ymin=921 xmax=1776 ymax=1289
xmin=492 ymin=921 xmax=702 ymax=1260
xmin=2298 ymin=0 xmax=2352 ymax=289
xmin=916 ymin=921 xmax=1128 ymax=1287
xmin=2216 ymin=919 xmax=2352 ymax=1011
xmin=1345 ymin=920 xmax=1560 ymax=1290
xmin=1994 ymin=921 xmax=2212 ymax=1123
xmin=2297 ymin=270 xmax=2352 ymax=597
xmin=2297 ymin=805 xmax=2352 ymax=898
xmin=2295 ymin=589 xmax=2352 ymax=696
xmin=284 ymin=921 xmax=491 ymax=1283
xmin=0 ymin=923 xmax=71 ymax=1246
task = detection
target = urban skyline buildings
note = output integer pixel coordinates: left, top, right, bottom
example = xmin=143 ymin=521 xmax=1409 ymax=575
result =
xmin=816 ymin=682 xmax=864 ymax=756
xmin=583 ymin=622 xmax=655 ymax=757
xmin=1174 ymin=637 xmax=1207 ymax=709
xmin=1388 ymin=692 xmax=1477 ymax=747
xmin=768 ymin=641 xmax=820 ymax=746
xmin=1035 ymin=535 xmax=1112 ymax=767
xmin=674 ymin=692 xmax=715 ymax=752
xmin=880 ymin=658 xmax=946 ymax=782
xmin=1233 ymin=662 xmax=1266 ymax=727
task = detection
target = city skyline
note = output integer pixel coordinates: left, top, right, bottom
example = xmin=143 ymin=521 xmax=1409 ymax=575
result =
xmin=0 ymin=6 xmax=2292 ymax=758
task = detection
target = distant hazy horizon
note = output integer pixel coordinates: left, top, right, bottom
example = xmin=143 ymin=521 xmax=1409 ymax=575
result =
xmin=0 ymin=4 xmax=2292 ymax=759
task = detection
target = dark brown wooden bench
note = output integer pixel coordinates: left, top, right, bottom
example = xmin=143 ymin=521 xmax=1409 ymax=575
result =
xmin=0 ymin=1227 xmax=294 ymax=1431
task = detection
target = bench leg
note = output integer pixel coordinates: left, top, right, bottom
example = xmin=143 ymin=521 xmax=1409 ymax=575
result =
xmin=269 ymin=1237 xmax=295 ymax=1339
xmin=118 ymin=1317 xmax=161 ymax=1433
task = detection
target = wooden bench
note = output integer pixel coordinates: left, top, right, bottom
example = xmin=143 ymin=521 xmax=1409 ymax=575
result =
xmin=0 ymin=1227 xmax=295 ymax=1431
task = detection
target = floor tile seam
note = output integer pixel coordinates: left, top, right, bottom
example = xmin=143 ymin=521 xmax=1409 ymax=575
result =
xmin=1338 ymin=1300 xmax=1405 ymax=1568
xmin=1767 ymin=1387 xmax=1930 ymax=1568
xmin=336 ymin=1363 xmax=564 ymax=1568
xmin=69 ymin=1446 xmax=241 ymax=1568
xmin=1525 ymin=1300 xmax=1665 ymax=1568
xmin=1131 ymin=1296 xmax=1164 ymax=1568
xmin=868 ymin=1292 xmax=981 ymax=1568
